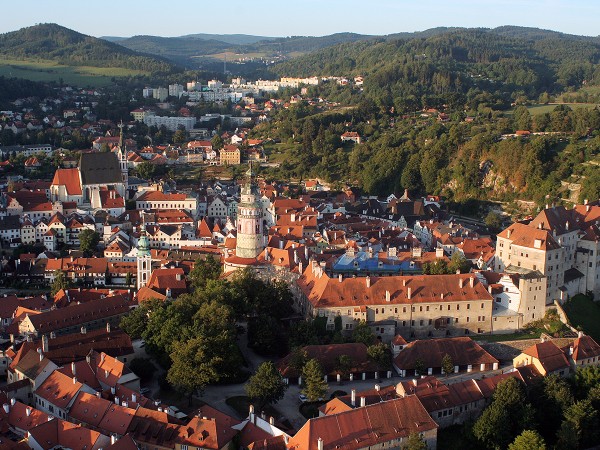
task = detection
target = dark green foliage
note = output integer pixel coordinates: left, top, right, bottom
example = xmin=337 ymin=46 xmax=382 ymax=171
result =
xmin=50 ymin=270 xmax=72 ymax=296
xmin=0 ymin=24 xmax=176 ymax=74
xmin=367 ymin=343 xmax=392 ymax=371
xmin=245 ymin=361 xmax=287 ymax=410
xmin=189 ymin=255 xmax=222 ymax=291
xmin=351 ymin=320 xmax=375 ymax=346
xmin=129 ymin=358 xmax=157 ymax=381
xmin=402 ymin=432 xmax=428 ymax=450
xmin=302 ymin=359 xmax=328 ymax=401
xmin=79 ymin=229 xmax=100 ymax=256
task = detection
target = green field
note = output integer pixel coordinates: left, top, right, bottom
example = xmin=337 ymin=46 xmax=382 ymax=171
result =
xmin=0 ymin=58 xmax=147 ymax=87
xmin=505 ymin=102 xmax=599 ymax=116
xmin=563 ymin=294 xmax=600 ymax=342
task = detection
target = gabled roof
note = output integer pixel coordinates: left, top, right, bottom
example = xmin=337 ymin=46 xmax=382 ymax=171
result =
xmin=79 ymin=152 xmax=122 ymax=186
xmin=393 ymin=337 xmax=498 ymax=370
xmin=287 ymin=396 xmax=436 ymax=450
xmin=497 ymin=222 xmax=560 ymax=250
xmin=35 ymin=370 xmax=83 ymax=410
xmin=521 ymin=340 xmax=570 ymax=373
xmin=571 ymin=334 xmax=600 ymax=362
xmin=51 ymin=168 xmax=82 ymax=196
xmin=69 ymin=392 xmax=111 ymax=427
xmin=27 ymin=417 xmax=107 ymax=450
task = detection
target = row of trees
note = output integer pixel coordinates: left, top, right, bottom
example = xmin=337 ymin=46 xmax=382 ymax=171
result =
xmin=454 ymin=365 xmax=600 ymax=449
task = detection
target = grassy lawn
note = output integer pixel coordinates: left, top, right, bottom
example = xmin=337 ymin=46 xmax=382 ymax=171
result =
xmin=0 ymin=57 xmax=147 ymax=87
xmin=472 ymin=329 xmax=542 ymax=343
xmin=504 ymin=103 xmax=598 ymax=116
xmin=563 ymin=294 xmax=600 ymax=342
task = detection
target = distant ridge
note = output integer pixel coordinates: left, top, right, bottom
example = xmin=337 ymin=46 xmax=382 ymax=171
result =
xmin=0 ymin=23 xmax=177 ymax=74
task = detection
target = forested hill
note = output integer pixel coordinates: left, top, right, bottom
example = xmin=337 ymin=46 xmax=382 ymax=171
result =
xmin=0 ymin=24 xmax=177 ymax=74
xmin=274 ymin=28 xmax=600 ymax=109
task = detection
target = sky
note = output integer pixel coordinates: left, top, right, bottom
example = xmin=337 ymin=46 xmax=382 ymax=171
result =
xmin=2 ymin=0 xmax=599 ymax=38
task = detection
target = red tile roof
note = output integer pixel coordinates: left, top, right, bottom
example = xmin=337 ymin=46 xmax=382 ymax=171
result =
xmin=287 ymin=396 xmax=437 ymax=450
xmin=521 ymin=340 xmax=570 ymax=373
xmin=51 ymin=168 xmax=82 ymax=196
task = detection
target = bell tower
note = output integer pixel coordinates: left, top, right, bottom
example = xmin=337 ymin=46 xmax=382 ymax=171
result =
xmin=118 ymin=121 xmax=129 ymax=194
xmin=136 ymin=215 xmax=152 ymax=290
xmin=235 ymin=162 xmax=265 ymax=259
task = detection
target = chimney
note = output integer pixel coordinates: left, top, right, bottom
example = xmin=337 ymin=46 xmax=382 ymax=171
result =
xmin=294 ymin=250 xmax=299 ymax=264
xmin=413 ymin=379 xmax=418 ymax=386
xmin=578 ymin=331 xmax=584 ymax=338
xmin=111 ymin=386 xmax=116 ymax=395
xmin=440 ymin=292 xmax=444 ymax=299
xmin=101 ymin=353 xmax=105 ymax=363
xmin=385 ymin=290 xmax=391 ymax=302
xmin=269 ymin=416 xmax=275 ymax=426
xmin=339 ymin=274 xmax=343 ymax=283
xmin=488 ymin=285 xmax=493 ymax=294
xmin=317 ymin=438 xmax=323 ymax=450
xmin=407 ymin=287 xmax=412 ymax=299
xmin=111 ymin=435 xmax=117 ymax=445
xmin=402 ymin=279 xmax=407 ymax=286
xmin=123 ymin=401 xmax=128 ymax=408
xmin=132 ymin=393 xmax=137 ymax=403
xmin=72 ymin=376 xmax=77 ymax=384
xmin=2 ymin=404 xmax=9 ymax=414
xmin=469 ymin=277 xmax=475 ymax=288
xmin=459 ymin=278 xmax=464 ymax=289
xmin=569 ymin=346 xmax=574 ymax=355
xmin=176 ymin=272 xmax=182 ymax=281
xmin=249 ymin=405 xmax=255 ymax=423
xmin=435 ymin=247 xmax=444 ymax=258
xmin=42 ymin=335 xmax=49 ymax=353
xmin=279 ymin=240 xmax=284 ymax=250
xmin=106 ymin=322 xmax=111 ymax=333
xmin=360 ymin=397 xmax=366 ymax=407
xmin=10 ymin=398 xmax=15 ymax=406
xmin=506 ymin=229 xmax=511 ymax=239
xmin=114 ymin=397 xmax=120 ymax=405
xmin=37 ymin=348 xmax=43 ymax=361
xmin=71 ymin=362 xmax=76 ymax=377
xmin=166 ymin=288 xmax=172 ymax=298
xmin=375 ymin=384 xmax=380 ymax=392
xmin=305 ymin=246 xmax=309 ymax=260
xmin=81 ymin=326 xmax=87 ymax=335
xmin=351 ymin=389 xmax=356 ymax=407
xmin=366 ymin=276 xmax=371 ymax=288
xmin=26 ymin=407 xmax=32 ymax=417
xmin=96 ymin=391 xmax=101 ymax=398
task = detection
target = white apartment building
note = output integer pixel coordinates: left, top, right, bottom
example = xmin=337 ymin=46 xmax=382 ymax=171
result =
xmin=143 ymin=115 xmax=196 ymax=132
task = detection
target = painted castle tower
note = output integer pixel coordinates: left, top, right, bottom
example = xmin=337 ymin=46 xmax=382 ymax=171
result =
xmin=234 ymin=163 xmax=265 ymax=259
xmin=136 ymin=221 xmax=152 ymax=290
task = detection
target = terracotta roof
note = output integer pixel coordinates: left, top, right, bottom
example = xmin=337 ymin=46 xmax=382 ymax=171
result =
xmin=298 ymin=267 xmax=492 ymax=309
xmin=27 ymin=417 xmax=107 ymax=450
xmin=571 ymin=335 xmax=600 ymax=362
xmin=497 ymin=222 xmax=560 ymax=250
xmin=97 ymin=403 xmax=136 ymax=435
xmin=23 ymin=294 xmax=131 ymax=334
xmin=521 ymin=340 xmax=570 ymax=373
xmin=287 ymin=396 xmax=437 ymax=450
xmin=51 ymin=168 xmax=82 ymax=196
xmin=35 ymin=371 xmax=83 ymax=410
xmin=69 ymin=392 xmax=111 ymax=427
xmin=14 ymin=350 xmax=54 ymax=380
xmin=393 ymin=337 xmax=498 ymax=370
xmin=278 ymin=343 xmax=378 ymax=378
xmin=146 ymin=268 xmax=187 ymax=293
xmin=135 ymin=287 xmax=167 ymax=303
xmin=136 ymin=191 xmax=188 ymax=202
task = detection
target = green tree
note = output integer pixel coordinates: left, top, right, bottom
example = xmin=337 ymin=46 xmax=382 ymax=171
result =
xmin=189 ymin=256 xmax=222 ymax=291
xmin=211 ymin=134 xmax=224 ymax=150
xmin=573 ymin=365 xmax=600 ymax=399
xmin=129 ymin=357 xmax=157 ymax=382
xmin=485 ymin=211 xmax=504 ymax=232
xmin=557 ymin=399 xmax=599 ymax=449
xmin=136 ymin=161 xmax=155 ymax=180
xmin=414 ymin=358 xmax=425 ymax=376
xmin=173 ymin=129 xmax=186 ymax=144
xmin=245 ymin=361 xmax=287 ymax=410
xmin=422 ymin=259 xmax=451 ymax=275
xmin=288 ymin=347 xmax=309 ymax=375
xmin=79 ymin=229 xmax=100 ymax=256
xmin=125 ymin=272 xmax=132 ymax=287
xmin=167 ymin=336 xmax=222 ymax=404
xmin=334 ymin=354 xmax=353 ymax=380
xmin=302 ymin=359 xmax=328 ymax=402
xmin=50 ymin=270 xmax=72 ymax=297
xmin=441 ymin=353 xmax=454 ymax=376
xmin=448 ymin=251 xmax=471 ymax=274
xmin=508 ymin=430 xmax=546 ymax=450
xmin=352 ymin=320 xmax=375 ymax=346
xmin=120 ymin=301 xmax=153 ymax=339
xmin=367 ymin=343 xmax=392 ymax=372
xmin=402 ymin=432 xmax=427 ymax=450
xmin=473 ymin=377 xmax=535 ymax=449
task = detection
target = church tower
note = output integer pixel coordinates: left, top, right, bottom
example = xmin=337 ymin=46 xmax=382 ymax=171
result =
xmin=235 ymin=163 xmax=265 ymax=259
xmin=117 ymin=122 xmax=129 ymax=194
xmin=137 ymin=219 xmax=152 ymax=290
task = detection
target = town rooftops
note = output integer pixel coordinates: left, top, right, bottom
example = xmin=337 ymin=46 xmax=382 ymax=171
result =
xmin=521 ymin=340 xmax=570 ymax=373
xmin=287 ymin=396 xmax=437 ymax=450
xmin=393 ymin=337 xmax=498 ymax=370
xmin=297 ymin=266 xmax=492 ymax=309
xmin=51 ymin=168 xmax=82 ymax=196
xmin=35 ymin=370 xmax=84 ymax=410
xmin=497 ymin=222 xmax=560 ymax=250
